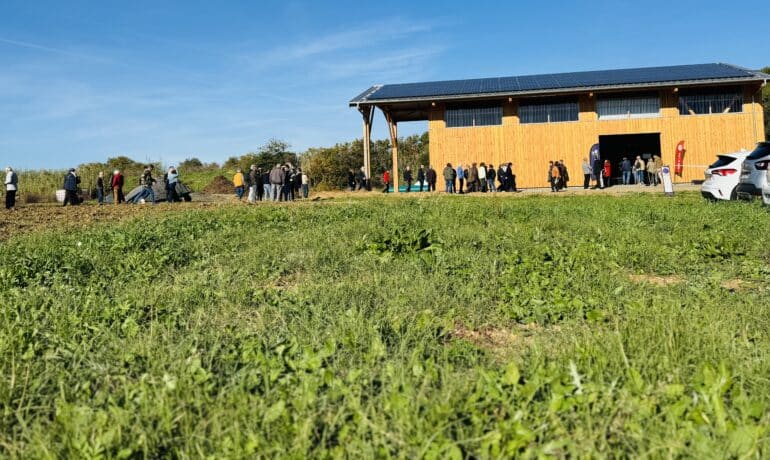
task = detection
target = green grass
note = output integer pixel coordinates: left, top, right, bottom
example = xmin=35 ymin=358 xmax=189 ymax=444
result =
xmin=1 ymin=193 xmax=770 ymax=457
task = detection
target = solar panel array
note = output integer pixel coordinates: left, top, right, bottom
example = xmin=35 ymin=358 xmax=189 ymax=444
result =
xmin=351 ymin=63 xmax=760 ymax=103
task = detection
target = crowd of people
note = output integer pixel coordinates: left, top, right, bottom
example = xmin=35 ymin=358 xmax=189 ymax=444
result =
xmin=235 ymin=163 xmax=309 ymax=203
xmin=362 ymin=163 xmax=519 ymax=194
xmin=578 ymin=155 xmax=665 ymax=190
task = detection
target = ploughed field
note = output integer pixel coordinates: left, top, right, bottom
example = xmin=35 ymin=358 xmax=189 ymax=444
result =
xmin=1 ymin=193 xmax=769 ymax=457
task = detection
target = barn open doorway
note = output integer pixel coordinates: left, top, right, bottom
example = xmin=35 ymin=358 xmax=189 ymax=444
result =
xmin=599 ymin=133 xmax=661 ymax=185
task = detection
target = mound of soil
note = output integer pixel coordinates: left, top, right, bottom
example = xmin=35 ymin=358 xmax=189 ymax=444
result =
xmin=202 ymin=176 xmax=234 ymax=194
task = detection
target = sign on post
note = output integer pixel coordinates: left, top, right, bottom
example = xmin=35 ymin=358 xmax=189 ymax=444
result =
xmin=661 ymin=165 xmax=674 ymax=197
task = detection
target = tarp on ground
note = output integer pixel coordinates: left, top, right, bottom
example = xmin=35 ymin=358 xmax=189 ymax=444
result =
xmin=106 ymin=182 xmax=192 ymax=203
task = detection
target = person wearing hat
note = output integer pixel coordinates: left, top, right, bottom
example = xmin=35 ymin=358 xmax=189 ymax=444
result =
xmin=4 ymin=167 xmax=18 ymax=210
xmin=62 ymin=168 xmax=81 ymax=206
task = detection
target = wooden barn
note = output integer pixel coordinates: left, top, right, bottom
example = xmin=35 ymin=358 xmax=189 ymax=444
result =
xmin=350 ymin=63 xmax=768 ymax=190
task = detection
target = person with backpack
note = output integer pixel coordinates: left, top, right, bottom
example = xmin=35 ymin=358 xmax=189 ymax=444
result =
xmin=4 ymin=167 xmax=18 ymax=210
xmin=133 ymin=165 xmax=156 ymax=204
xmin=63 ymin=168 xmax=81 ymax=206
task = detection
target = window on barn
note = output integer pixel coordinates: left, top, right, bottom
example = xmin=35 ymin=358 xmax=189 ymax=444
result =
xmin=519 ymin=98 xmax=579 ymax=123
xmin=445 ymin=104 xmax=503 ymax=127
xmin=678 ymin=87 xmax=743 ymax=115
xmin=597 ymin=93 xmax=660 ymax=119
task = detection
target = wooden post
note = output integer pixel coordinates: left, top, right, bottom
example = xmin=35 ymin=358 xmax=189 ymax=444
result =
xmin=359 ymin=106 xmax=374 ymax=181
xmin=384 ymin=111 xmax=399 ymax=192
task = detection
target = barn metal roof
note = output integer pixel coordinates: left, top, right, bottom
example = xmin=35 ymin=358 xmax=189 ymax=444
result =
xmin=350 ymin=63 xmax=768 ymax=107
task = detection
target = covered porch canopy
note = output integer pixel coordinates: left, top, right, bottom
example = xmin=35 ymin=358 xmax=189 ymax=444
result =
xmin=351 ymin=94 xmax=431 ymax=192
xmin=350 ymin=63 xmax=769 ymax=191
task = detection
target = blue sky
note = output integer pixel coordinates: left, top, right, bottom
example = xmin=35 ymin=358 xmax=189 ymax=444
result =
xmin=0 ymin=0 xmax=767 ymax=169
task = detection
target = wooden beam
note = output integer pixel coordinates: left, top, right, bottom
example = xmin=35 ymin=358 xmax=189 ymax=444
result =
xmin=384 ymin=110 xmax=399 ymax=192
xmin=359 ymin=106 xmax=374 ymax=182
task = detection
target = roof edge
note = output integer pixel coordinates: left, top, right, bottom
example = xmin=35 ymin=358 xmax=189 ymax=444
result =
xmin=349 ymin=76 xmax=765 ymax=107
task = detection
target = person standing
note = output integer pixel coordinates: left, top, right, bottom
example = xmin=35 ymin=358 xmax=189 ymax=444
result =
xmin=581 ymin=158 xmax=592 ymax=189
xmin=634 ymin=156 xmax=645 ymax=185
xmin=456 ymin=163 xmax=465 ymax=194
xmin=4 ymin=167 xmax=18 ymax=210
xmin=549 ymin=161 xmax=560 ymax=192
xmin=417 ymin=165 xmax=426 ymax=192
xmin=506 ymin=163 xmax=517 ymax=192
xmin=63 ymin=168 xmax=81 ymax=206
xmin=487 ymin=164 xmax=497 ymax=192
xmin=111 ymin=169 xmax=124 ymax=204
xmin=603 ymin=160 xmax=612 ymax=187
xmin=355 ymin=167 xmax=366 ymax=191
xmin=559 ymin=160 xmax=569 ymax=189
xmin=166 ymin=167 xmax=179 ymax=203
xmin=403 ymin=166 xmax=413 ymax=192
xmin=621 ymin=157 xmax=632 ymax=185
xmin=134 ymin=165 xmax=156 ymax=204
xmin=233 ymin=169 xmax=245 ymax=200
xmin=269 ymin=164 xmax=283 ymax=201
xmin=261 ymin=168 xmax=271 ymax=200
xmin=592 ymin=157 xmax=604 ymax=189
xmin=347 ymin=169 xmax=356 ymax=191
xmin=442 ymin=163 xmax=453 ymax=193
xmin=467 ymin=163 xmax=479 ymax=193
xmin=247 ymin=165 xmax=258 ymax=203
xmin=382 ymin=169 xmax=390 ymax=193
xmin=426 ymin=165 xmax=437 ymax=192
xmin=478 ymin=163 xmax=487 ymax=192
xmin=300 ymin=169 xmax=309 ymax=198
xmin=95 ymin=171 xmax=105 ymax=205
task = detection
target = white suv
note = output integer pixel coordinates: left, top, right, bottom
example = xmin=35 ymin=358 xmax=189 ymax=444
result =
xmin=736 ymin=142 xmax=770 ymax=200
xmin=701 ymin=151 xmax=749 ymax=201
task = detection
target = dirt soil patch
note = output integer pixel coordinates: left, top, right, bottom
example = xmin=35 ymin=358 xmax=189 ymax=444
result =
xmin=628 ymin=273 xmax=683 ymax=286
xmin=448 ymin=322 xmax=559 ymax=354
xmin=202 ymin=176 xmax=235 ymax=194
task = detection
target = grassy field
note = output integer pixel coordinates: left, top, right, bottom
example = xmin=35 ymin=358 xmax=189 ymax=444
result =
xmin=1 ymin=192 xmax=769 ymax=457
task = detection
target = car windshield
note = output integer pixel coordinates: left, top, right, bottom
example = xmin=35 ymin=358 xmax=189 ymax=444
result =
xmin=746 ymin=143 xmax=770 ymax=160
xmin=708 ymin=156 xmax=738 ymax=169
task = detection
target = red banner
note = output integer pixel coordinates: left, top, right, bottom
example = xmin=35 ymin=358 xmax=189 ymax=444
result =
xmin=674 ymin=140 xmax=685 ymax=177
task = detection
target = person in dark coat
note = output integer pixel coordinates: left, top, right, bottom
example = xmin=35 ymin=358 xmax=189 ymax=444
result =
xmin=62 ymin=168 xmax=80 ymax=206
xmin=506 ymin=163 xmax=517 ymax=192
xmin=347 ymin=169 xmax=356 ymax=191
xmin=417 ymin=165 xmax=426 ymax=192
xmin=403 ymin=166 xmax=413 ymax=192
xmin=559 ymin=160 xmax=569 ymax=189
xmin=592 ymin=157 xmax=604 ymax=189
xmin=255 ymin=168 xmax=264 ymax=201
xmin=95 ymin=171 xmax=105 ymax=205
xmin=426 ymin=165 xmax=437 ymax=192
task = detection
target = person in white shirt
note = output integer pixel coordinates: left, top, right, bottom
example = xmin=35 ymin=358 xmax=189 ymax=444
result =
xmin=5 ymin=167 xmax=18 ymax=210
xmin=478 ymin=163 xmax=487 ymax=192
xmin=300 ymin=168 xmax=309 ymax=199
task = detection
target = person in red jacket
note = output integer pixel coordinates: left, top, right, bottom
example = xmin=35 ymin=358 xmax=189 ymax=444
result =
xmin=382 ymin=170 xmax=390 ymax=193
xmin=111 ymin=169 xmax=125 ymax=204
xmin=603 ymin=160 xmax=612 ymax=188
